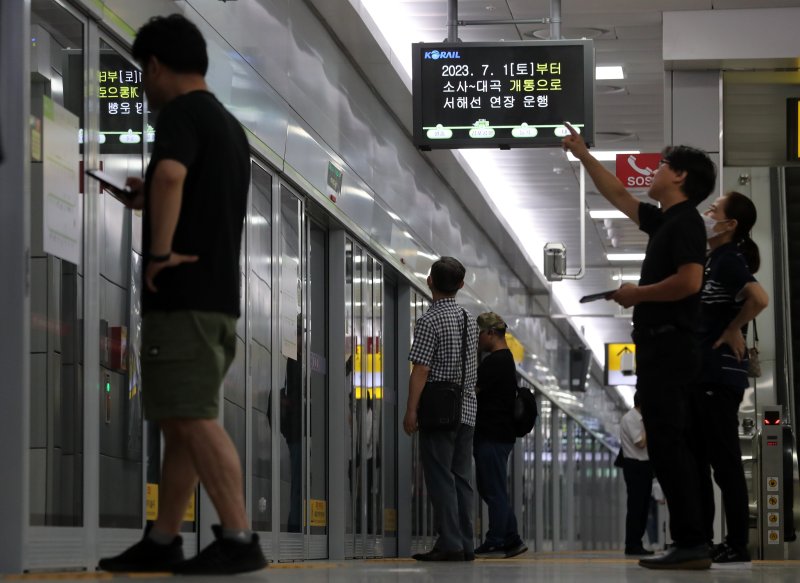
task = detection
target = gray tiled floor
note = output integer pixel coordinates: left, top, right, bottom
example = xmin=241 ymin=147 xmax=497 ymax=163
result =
xmin=5 ymin=553 xmax=799 ymax=582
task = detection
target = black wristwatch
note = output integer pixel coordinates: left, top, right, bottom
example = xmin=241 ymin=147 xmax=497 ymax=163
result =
xmin=149 ymin=252 xmax=171 ymax=263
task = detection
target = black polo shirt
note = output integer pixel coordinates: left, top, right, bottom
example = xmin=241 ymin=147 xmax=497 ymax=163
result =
xmin=633 ymin=200 xmax=706 ymax=332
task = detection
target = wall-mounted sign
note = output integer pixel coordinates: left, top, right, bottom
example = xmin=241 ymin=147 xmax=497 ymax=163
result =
xmin=326 ymin=161 xmax=343 ymax=202
xmin=605 ymin=342 xmax=636 ymax=386
xmin=412 ymin=40 xmax=594 ymax=150
xmin=615 ymin=153 xmax=662 ymax=190
xmin=42 ymin=96 xmax=81 ymax=267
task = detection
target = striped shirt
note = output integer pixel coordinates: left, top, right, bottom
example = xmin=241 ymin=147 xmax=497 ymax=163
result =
xmin=408 ymin=298 xmax=479 ymax=426
xmin=699 ymin=243 xmax=756 ymax=388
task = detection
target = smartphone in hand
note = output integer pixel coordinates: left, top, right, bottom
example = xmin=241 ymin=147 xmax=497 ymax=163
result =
xmin=85 ymin=169 xmax=132 ymax=199
xmin=579 ymin=289 xmax=617 ymax=303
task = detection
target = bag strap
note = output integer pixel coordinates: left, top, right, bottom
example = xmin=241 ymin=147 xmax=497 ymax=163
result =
xmin=459 ymin=309 xmax=468 ymax=390
xmin=752 ymin=319 xmax=759 ymax=348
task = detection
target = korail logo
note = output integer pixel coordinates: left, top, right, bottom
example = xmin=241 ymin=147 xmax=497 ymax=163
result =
xmin=424 ymin=50 xmax=461 ymax=60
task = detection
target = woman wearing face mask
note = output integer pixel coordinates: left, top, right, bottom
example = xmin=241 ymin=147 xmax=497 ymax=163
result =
xmin=692 ymin=191 xmax=769 ymax=567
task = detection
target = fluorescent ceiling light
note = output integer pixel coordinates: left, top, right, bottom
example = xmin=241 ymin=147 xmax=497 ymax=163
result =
xmin=589 ymin=210 xmax=626 ymax=219
xmin=387 ymin=211 xmax=401 ymax=221
xmin=612 ymin=274 xmax=640 ymax=281
xmin=607 ymin=253 xmax=645 ymax=261
xmin=413 ymin=272 xmax=428 ymax=279
xmin=567 ymin=150 xmax=639 ymax=162
xmin=417 ymin=251 xmax=439 ymax=261
xmin=596 ymin=66 xmax=624 ymax=80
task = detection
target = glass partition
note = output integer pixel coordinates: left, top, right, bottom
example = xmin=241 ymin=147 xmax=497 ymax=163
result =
xmin=250 ymin=163 xmax=273 ymax=533
xmin=278 ymin=187 xmax=304 ymax=547
xmin=96 ymin=37 xmax=144 ymax=530
xmin=29 ymin=0 xmax=85 ymax=527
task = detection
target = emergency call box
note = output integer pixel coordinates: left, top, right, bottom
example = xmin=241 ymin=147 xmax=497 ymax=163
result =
xmin=412 ymin=40 xmax=594 ymax=149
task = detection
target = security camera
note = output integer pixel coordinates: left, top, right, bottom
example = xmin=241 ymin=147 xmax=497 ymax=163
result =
xmin=544 ymin=243 xmax=567 ymax=282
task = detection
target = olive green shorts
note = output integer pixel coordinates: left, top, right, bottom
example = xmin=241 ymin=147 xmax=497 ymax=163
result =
xmin=141 ymin=310 xmax=237 ymax=421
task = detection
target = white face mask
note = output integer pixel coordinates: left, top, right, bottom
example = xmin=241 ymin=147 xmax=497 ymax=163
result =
xmin=702 ymin=214 xmax=724 ymax=240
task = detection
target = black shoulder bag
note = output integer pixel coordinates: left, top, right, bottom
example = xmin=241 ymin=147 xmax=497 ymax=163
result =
xmin=417 ymin=310 xmax=468 ymax=431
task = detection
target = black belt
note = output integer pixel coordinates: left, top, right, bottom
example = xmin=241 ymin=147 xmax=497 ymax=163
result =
xmin=631 ymin=324 xmax=680 ymax=343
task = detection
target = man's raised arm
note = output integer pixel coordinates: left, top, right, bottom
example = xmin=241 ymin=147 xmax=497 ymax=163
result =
xmin=562 ymin=122 xmax=641 ymax=225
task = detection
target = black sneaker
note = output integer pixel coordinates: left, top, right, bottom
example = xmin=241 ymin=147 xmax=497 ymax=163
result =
xmin=474 ymin=542 xmax=506 ymax=558
xmin=98 ymin=533 xmax=184 ymax=572
xmin=711 ymin=543 xmax=751 ymax=569
xmin=412 ymin=549 xmax=465 ymax=561
xmin=503 ymin=540 xmax=528 ymax=558
xmin=173 ymin=525 xmax=267 ymax=575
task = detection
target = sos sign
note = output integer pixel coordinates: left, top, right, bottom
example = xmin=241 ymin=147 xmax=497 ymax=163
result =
xmin=615 ymin=153 xmax=662 ymax=189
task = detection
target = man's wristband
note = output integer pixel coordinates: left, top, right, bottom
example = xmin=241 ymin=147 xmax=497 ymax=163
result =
xmin=148 ymin=252 xmax=171 ymax=263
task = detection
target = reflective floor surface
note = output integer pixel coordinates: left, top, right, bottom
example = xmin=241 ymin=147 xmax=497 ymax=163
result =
xmin=3 ymin=552 xmax=798 ymax=582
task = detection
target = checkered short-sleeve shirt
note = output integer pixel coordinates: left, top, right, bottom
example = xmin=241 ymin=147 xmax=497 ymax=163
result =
xmin=408 ymin=298 xmax=479 ymax=426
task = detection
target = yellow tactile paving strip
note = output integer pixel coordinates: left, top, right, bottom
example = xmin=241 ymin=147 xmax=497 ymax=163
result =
xmin=3 ymin=553 xmax=798 ymax=579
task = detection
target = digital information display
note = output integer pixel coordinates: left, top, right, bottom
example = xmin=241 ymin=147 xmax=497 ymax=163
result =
xmin=413 ymin=41 xmax=594 ymax=150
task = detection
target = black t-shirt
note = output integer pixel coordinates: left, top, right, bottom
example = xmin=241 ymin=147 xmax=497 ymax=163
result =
xmin=475 ymin=348 xmax=517 ymax=443
xmin=634 ymin=201 xmax=706 ymax=331
xmin=142 ymin=91 xmax=250 ymax=316
xmin=698 ymin=243 xmax=755 ymax=387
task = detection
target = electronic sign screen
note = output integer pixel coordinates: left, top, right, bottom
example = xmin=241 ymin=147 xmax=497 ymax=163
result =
xmin=413 ymin=40 xmax=594 ymax=150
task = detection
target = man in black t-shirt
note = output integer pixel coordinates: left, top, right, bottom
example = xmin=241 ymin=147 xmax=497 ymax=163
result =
xmin=98 ymin=15 xmax=265 ymax=575
xmin=473 ymin=313 xmax=527 ymax=559
xmin=563 ymin=123 xmax=716 ymax=570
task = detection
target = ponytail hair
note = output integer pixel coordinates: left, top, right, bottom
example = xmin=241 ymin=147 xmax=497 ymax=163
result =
xmin=723 ymin=191 xmax=761 ymax=273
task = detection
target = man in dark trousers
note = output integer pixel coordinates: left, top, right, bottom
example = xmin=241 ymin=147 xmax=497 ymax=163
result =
xmin=620 ymin=391 xmax=654 ymax=556
xmin=473 ymin=312 xmax=527 ymax=559
xmin=98 ymin=15 xmax=266 ymax=574
xmin=563 ymin=123 xmax=715 ymax=570
xmin=404 ymin=257 xmax=479 ymax=561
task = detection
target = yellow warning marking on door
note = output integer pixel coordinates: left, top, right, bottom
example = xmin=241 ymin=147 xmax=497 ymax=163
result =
xmin=145 ymin=482 xmax=158 ymax=521
xmin=310 ymin=499 xmax=327 ymax=527
xmin=146 ymin=483 xmax=195 ymax=522
xmin=384 ymin=508 xmax=398 ymax=532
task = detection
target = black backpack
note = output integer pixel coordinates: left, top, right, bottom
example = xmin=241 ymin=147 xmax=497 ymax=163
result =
xmin=513 ymin=385 xmax=538 ymax=437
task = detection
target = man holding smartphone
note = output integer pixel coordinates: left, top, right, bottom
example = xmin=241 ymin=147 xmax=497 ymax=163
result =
xmin=97 ymin=14 xmax=265 ymax=575
xmin=563 ymin=124 xmax=715 ymax=570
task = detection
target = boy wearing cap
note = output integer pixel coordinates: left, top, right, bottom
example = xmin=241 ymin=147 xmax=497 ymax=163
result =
xmin=473 ymin=313 xmax=527 ymax=558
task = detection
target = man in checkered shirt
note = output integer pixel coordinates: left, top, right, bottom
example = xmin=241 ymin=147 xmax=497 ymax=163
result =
xmin=404 ymin=257 xmax=479 ymax=561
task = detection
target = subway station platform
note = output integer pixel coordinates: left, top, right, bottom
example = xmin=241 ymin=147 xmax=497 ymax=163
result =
xmin=3 ymin=553 xmax=799 ymax=583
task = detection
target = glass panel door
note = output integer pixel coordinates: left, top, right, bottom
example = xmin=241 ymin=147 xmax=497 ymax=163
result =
xmin=278 ymin=186 xmax=304 ymax=560
xmin=344 ymin=239 xmax=355 ymax=557
xmin=28 ymin=0 xmax=85 ymax=527
xmin=250 ymin=163 xmax=273 ymax=546
xmin=307 ymin=221 xmax=328 ymax=558
xmin=409 ymin=290 xmax=432 ymax=554
xmin=343 ymin=239 xmax=387 ymax=557
xmin=96 ymin=37 xmax=145 ymax=530
xmin=381 ymin=275 xmax=398 ymax=556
